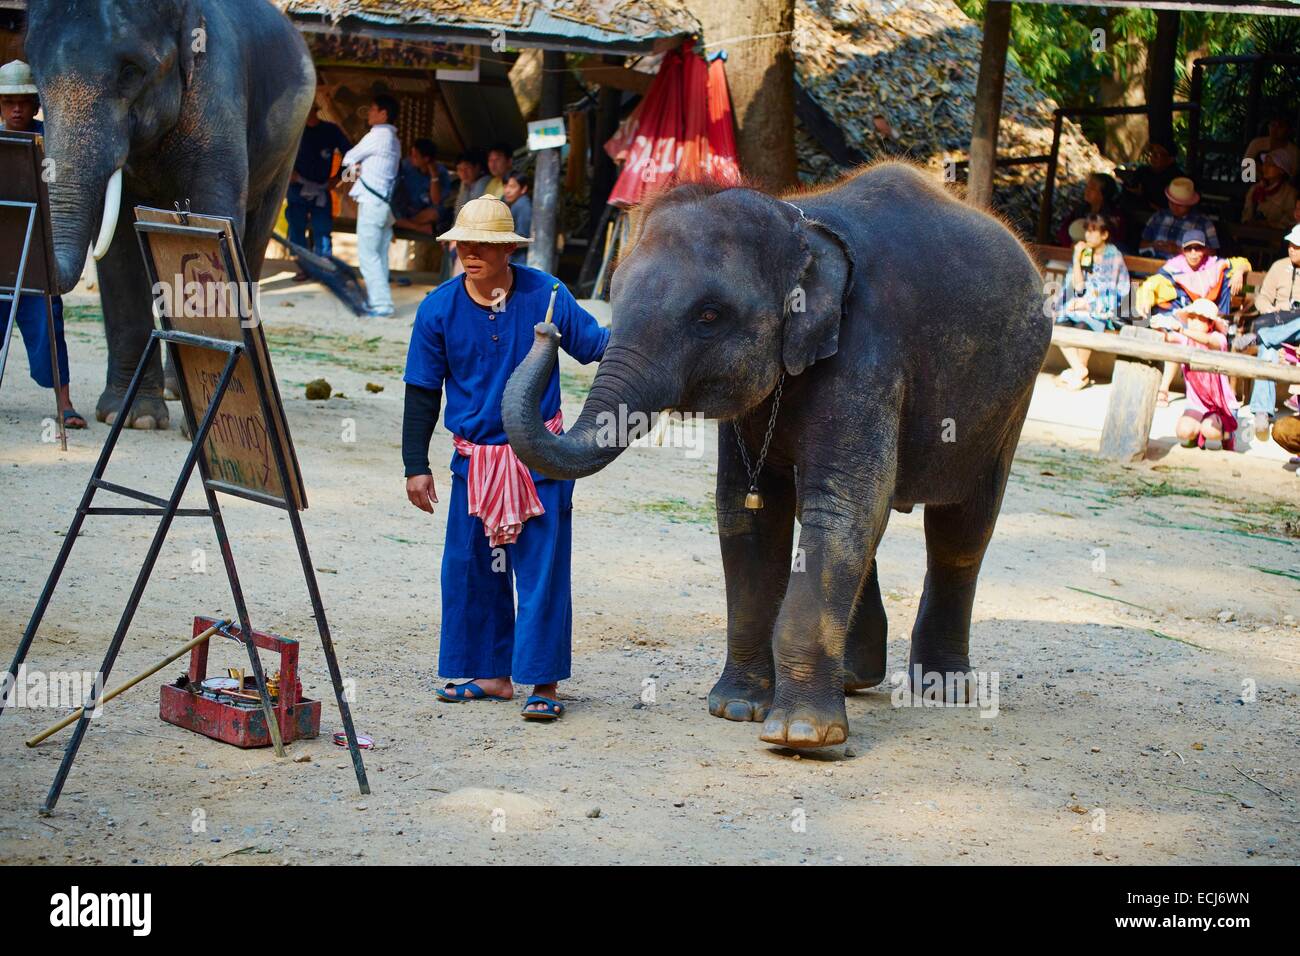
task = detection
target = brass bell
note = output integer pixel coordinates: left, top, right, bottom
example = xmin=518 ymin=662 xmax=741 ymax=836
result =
xmin=744 ymin=489 xmax=764 ymax=510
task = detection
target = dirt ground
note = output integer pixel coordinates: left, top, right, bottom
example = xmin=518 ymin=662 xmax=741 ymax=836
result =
xmin=2 ymin=267 xmax=1298 ymax=865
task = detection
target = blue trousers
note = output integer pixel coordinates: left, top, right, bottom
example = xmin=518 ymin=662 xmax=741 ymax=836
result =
xmin=285 ymin=185 xmax=334 ymax=257
xmin=1249 ymin=315 xmax=1300 ymax=414
xmin=4 ymin=293 xmax=68 ymax=389
xmin=439 ymin=473 xmax=574 ymax=686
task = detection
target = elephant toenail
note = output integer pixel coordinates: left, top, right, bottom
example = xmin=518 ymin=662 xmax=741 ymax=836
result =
xmin=723 ymin=700 xmax=752 ymax=721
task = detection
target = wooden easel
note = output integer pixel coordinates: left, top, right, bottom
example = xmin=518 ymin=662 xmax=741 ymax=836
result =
xmin=0 ymin=129 xmax=66 ymax=450
xmin=1 ymin=206 xmax=369 ymax=812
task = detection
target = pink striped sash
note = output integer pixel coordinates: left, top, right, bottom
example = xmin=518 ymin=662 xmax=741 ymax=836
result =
xmin=452 ymin=411 xmax=564 ymax=547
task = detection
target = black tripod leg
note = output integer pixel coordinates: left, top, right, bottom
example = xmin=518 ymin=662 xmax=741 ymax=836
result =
xmin=288 ymin=505 xmax=370 ymax=795
xmin=41 ymin=348 xmax=240 ymax=813
xmin=201 ymin=487 xmax=286 ymax=757
xmin=45 ymin=295 xmax=66 ymax=451
xmin=2 ymin=336 xmax=153 ymax=722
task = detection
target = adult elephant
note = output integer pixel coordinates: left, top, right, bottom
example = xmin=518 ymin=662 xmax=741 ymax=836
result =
xmin=24 ymin=0 xmax=315 ymax=427
xmin=503 ymin=163 xmax=1050 ymax=749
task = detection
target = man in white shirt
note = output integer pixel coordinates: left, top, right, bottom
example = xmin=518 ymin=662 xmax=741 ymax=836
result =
xmin=342 ymin=94 xmax=401 ymax=317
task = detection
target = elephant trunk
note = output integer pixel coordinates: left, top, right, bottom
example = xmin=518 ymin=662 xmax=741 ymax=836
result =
xmin=42 ymin=102 xmax=126 ymax=294
xmin=503 ymin=323 xmax=663 ymax=480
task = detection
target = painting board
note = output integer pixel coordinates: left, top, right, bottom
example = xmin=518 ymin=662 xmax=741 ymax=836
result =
xmin=134 ymin=208 xmax=306 ymax=509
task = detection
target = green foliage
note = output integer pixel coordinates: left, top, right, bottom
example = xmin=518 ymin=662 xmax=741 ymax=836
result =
xmin=955 ymin=2 xmax=1298 ymax=152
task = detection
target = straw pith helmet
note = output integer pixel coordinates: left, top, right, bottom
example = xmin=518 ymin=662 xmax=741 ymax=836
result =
xmin=0 ymin=60 xmax=39 ymax=97
xmin=437 ymin=195 xmax=531 ymax=244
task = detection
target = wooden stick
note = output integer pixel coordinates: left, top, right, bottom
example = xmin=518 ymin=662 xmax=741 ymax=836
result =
xmin=25 ymin=620 xmax=230 ymax=747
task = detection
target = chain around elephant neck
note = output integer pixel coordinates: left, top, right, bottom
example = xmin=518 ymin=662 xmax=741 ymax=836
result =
xmin=736 ymin=374 xmax=785 ymax=507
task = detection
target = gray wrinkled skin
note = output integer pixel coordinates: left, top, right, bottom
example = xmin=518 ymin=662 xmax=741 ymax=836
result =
xmin=25 ymin=0 xmax=314 ymax=427
xmin=503 ymin=163 xmax=1051 ymax=748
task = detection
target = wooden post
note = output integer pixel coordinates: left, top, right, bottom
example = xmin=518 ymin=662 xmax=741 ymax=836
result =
xmin=1036 ymin=111 xmax=1065 ymax=242
xmin=1147 ymin=11 xmax=1180 ymax=150
xmin=968 ymin=0 xmax=1011 ymax=209
xmin=528 ymin=49 xmax=564 ymax=275
xmin=1099 ymin=326 xmax=1164 ymax=462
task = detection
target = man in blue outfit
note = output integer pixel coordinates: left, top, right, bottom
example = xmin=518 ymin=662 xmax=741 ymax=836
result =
xmin=286 ymin=101 xmax=351 ymax=271
xmin=0 ymin=60 xmax=83 ymax=428
xmin=401 ymin=196 xmax=608 ymax=720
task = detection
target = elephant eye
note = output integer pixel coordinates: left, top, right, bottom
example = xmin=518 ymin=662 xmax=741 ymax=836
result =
xmin=698 ymin=308 xmax=719 ymax=324
xmin=117 ymin=61 xmax=145 ymax=90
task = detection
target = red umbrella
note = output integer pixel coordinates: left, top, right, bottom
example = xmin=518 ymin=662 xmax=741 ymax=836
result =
xmin=606 ymin=42 xmax=741 ymax=207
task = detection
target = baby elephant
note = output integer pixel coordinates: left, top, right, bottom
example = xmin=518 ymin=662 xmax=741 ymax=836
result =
xmin=504 ymin=162 xmax=1050 ymax=748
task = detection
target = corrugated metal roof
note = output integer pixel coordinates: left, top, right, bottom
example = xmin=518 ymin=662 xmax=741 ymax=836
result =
xmin=277 ymin=0 xmax=699 ymax=50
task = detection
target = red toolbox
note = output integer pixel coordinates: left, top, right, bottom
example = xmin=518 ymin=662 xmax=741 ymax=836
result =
xmin=160 ymin=616 xmax=320 ymax=748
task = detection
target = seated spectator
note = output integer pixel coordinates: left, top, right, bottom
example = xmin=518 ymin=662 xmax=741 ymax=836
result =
xmin=453 ymin=149 xmax=490 ymax=213
xmin=1270 ymin=413 xmax=1300 ymax=460
xmin=1242 ymin=149 xmax=1298 ymax=230
xmin=1140 ymin=177 xmax=1219 ymax=259
xmin=393 ymin=138 xmax=448 ymax=235
xmin=1152 ymin=298 xmax=1239 ymax=450
xmin=1123 ymin=140 xmax=1184 ymax=215
xmin=1234 ymin=225 xmax=1300 ymax=437
xmin=1053 ymin=214 xmax=1131 ymax=390
xmin=503 ymin=171 xmax=532 ymax=265
xmin=1139 ymin=229 xmax=1249 ymax=406
xmin=1243 ymin=115 xmax=1298 ymax=177
xmin=1057 ymin=173 xmax=1126 ymax=250
xmin=485 ymin=142 xmax=513 ymax=199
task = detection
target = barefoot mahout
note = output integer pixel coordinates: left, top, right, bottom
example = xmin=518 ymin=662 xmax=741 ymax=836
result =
xmin=23 ymin=0 xmax=314 ymax=428
xmin=503 ymin=162 xmax=1051 ymax=749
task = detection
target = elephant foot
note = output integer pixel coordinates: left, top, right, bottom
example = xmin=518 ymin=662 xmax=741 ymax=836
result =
xmin=707 ymin=668 xmax=773 ymax=722
xmin=907 ymin=651 xmax=977 ymax=703
xmin=843 ymin=656 xmax=886 ymax=692
xmin=96 ymin=389 xmax=170 ymax=430
xmin=759 ymin=695 xmax=849 ymax=749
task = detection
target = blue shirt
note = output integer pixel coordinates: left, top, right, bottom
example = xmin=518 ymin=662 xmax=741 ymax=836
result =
xmin=404 ymin=265 xmax=609 ymax=479
xmin=1139 ymin=209 xmax=1219 ymax=258
xmin=294 ymin=121 xmax=351 ymax=184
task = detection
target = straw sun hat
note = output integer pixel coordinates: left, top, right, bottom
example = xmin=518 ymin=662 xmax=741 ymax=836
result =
xmin=437 ymin=195 xmax=531 ymax=244
xmin=1164 ymin=176 xmax=1201 ymax=207
xmin=0 ymin=60 xmax=39 ymax=97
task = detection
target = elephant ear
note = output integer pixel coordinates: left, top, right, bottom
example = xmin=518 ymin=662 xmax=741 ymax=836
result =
xmin=177 ymin=0 xmax=204 ymax=89
xmin=782 ymin=218 xmax=853 ymax=377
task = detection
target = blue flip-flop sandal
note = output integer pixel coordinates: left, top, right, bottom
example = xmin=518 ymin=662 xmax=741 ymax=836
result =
xmin=521 ymin=695 xmax=564 ymax=721
xmin=435 ymin=681 xmax=510 ymax=703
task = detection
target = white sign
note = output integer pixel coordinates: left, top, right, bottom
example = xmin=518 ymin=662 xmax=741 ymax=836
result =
xmin=527 ymin=117 xmax=566 ymax=152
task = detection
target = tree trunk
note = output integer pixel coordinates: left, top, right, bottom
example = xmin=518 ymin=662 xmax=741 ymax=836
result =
xmin=691 ymin=0 xmax=796 ymax=189
xmin=967 ymin=0 xmax=1012 ymax=209
xmin=1100 ymin=35 xmax=1148 ymax=163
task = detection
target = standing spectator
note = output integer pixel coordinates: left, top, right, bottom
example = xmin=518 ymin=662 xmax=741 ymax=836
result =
xmin=1243 ymin=115 xmax=1298 ymax=176
xmin=1053 ymin=214 xmax=1131 ymax=390
xmin=0 ymin=59 xmax=83 ymax=427
xmin=286 ymin=101 xmax=350 ymax=274
xmin=1234 ymin=225 xmax=1300 ymax=437
xmin=484 ymin=143 xmax=513 ymax=199
xmin=1140 ymin=177 xmax=1219 ymax=259
xmin=1155 ymin=299 xmax=1239 ymax=450
xmin=503 ymin=172 xmax=532 ymax=265
xmin=1241 ymin=150 xmax=1298 ymax=230
xmin=342 ymin=94 xmax=401 ymax=318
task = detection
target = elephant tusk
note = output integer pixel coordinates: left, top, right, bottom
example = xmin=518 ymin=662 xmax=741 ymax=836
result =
xmin=91 ymin=168 xmax=123 ymax=261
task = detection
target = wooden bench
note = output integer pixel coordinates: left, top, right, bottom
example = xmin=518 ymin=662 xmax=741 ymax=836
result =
xmin=1050 ymin=325 xmax=1300 ymax=461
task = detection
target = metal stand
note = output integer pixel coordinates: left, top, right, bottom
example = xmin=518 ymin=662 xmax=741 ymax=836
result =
xmin=0 ymin=196 xmax=66 ymax=450
xmin=1 ymin=327 xmax=370 ymax=812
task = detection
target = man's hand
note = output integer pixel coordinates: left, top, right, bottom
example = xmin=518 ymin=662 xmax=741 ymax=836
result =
xmin=406 ymin=474 xmax=438 ymax=513
xmin=1230 ymin=269 xmax=1245 ymax=296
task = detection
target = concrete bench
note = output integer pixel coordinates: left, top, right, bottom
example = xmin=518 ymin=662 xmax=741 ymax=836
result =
xmin=1050 ymin=324 xmax=1300 ymax=461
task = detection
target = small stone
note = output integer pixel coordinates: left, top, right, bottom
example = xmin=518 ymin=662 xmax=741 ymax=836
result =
xmin=1090 ymin=746 xmax=1101 ymax=753
xmin=293 ymin=754 xmax=312 ymax=763
xmin=1217 ymin=610 xmax=1235 ymax=623
xmin=365 ymin=382 xmax=384 ymax=393
xmin=305 ymin=378 xmax=332 ymax=401
xmin=672 ymin=799 xmax=685 ymax=808
xmin=586 ymin=807 xmax=601 ymax=819
xmin=844 ymin=747 xmax=857 ymax=757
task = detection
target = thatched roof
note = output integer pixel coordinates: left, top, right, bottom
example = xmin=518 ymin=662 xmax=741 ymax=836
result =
xmin=794 ymin=0 xmax=1113 ymax=236
xmin=277 ymin=0 xmax=700 ymax=51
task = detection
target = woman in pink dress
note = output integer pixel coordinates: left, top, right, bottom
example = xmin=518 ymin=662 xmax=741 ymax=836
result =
xmin=1157 ymin=299 xmax=1240 ymax=449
